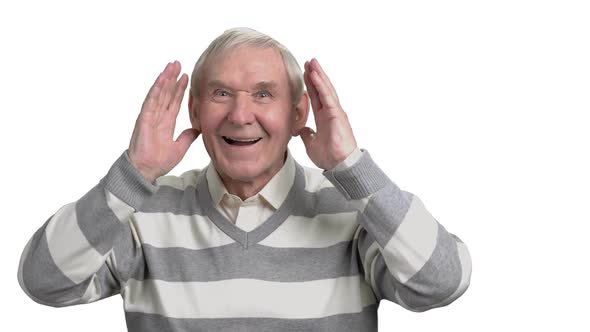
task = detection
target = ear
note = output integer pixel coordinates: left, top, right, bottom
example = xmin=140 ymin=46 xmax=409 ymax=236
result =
xmin=188 ymin=92 xmax=201 ymax=131
xmin=291 ymin=91 xmax=310 ymax=136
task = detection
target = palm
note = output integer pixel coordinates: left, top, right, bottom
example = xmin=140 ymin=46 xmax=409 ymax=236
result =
xmin=128 ymin=61 xmax=200 ymax=183
xmin=301 ymin=59 xmax=357 ymax=170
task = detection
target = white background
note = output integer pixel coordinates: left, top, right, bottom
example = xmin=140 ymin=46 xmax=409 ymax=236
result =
xmin=2 ymin=0 xmax=589 ymax=330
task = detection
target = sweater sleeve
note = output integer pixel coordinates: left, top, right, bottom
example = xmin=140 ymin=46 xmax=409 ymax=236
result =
xmin=17 ymin=149 xmax=157 ymax=307
xmin=323 ymin=149 xmax=472 ymax=312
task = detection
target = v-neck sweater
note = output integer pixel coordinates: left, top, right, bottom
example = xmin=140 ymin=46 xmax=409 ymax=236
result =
xmin=206 ymin=148 xmax=362 ymax=232
xmin=205 ymin=148 xmax=297 ymax=232
xmin=18 ymin=148 xmax=472 ymax=332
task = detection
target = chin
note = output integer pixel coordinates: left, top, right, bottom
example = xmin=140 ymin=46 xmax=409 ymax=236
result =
xmin=218 ymin=159 xmax=267 ymax=182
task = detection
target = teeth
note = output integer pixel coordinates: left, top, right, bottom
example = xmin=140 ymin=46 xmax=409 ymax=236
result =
xmin=227 ymin=137 xmax=260 ymax=142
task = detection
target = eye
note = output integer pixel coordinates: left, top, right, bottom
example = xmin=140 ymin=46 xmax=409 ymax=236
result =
xmin=214 ymin=89 xmax=230 ymax=97
xmin=255 ymin=90 xmax=272 ymax=98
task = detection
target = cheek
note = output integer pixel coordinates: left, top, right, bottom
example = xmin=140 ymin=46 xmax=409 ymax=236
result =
xmin=199 ymin=107 xmax=226 ymax=134
xmin=258 ymin=110 xmax=294 ymax=139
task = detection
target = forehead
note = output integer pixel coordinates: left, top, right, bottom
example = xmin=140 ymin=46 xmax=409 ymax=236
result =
xmin=203 ymin=46 xmax=289 ymax=88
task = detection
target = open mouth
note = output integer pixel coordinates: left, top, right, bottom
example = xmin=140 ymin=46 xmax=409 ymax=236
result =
xmin=222 ymin=136 xmax=263 ymax=146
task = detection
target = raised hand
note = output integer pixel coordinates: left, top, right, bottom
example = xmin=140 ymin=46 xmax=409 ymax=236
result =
xmin=300 ymin=58 xmax=358 ymax=170
xmin=128 ymin=61 xmax=200 ymax=183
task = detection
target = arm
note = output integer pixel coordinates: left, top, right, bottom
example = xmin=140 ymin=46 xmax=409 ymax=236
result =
xmin=17 ymin=150 xmax=156 ymax=307
xmin=18 ymin=60 xmax=199 ymax=307
xmin=300 ymin=58 xmax=471 ymax=311
xmin=324 ymin=148 xmax=472 ymax=311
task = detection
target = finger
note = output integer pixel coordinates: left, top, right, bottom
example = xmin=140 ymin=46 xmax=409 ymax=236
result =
xmin=310 ymin=70 xmax=339 ymax=110
xmin=143 ymin=62 xmax=171 ymax=101
xmin=310 ymin=58 xmax=338 ymax=99
xmin=175 ymin=128 xmax=201 ymax=156
xmin=142 ymin=72 xmax=166 ymax=113
xmin=166 ymin=61 xmax=184 ymax=109
xmin=168 ymin=61 xmax=182 ymax=99
xmin=303 ymin=72 xmax=321 ymax=129
xmin=168 ymin=73 xmax=189 ymax=116
xmin=304 ymin=61 xmax=322 ymax=113
xmin=160 ymin=62 xmax=180 ymax=111
xmin=299 ymin=126 xmax=316 ymax=152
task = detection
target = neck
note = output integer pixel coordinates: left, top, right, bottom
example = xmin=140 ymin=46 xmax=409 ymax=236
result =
xmin=218 ymin=150 xmax=288 ymax=201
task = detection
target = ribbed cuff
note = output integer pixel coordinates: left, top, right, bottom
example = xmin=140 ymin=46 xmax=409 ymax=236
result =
xmin=98 ymin=149 xmax=158 ymax=210
xmin=323 ymin=149 xmax=390 ymax=200
xmin=330 ymin=147 xmax=363 ymax=172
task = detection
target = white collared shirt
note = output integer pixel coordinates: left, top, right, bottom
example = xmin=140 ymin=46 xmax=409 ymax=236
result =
xmin=206 ymin=147 xmax=362 ymax=232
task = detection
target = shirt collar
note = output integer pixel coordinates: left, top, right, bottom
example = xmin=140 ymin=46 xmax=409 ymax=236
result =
xmin=205 ymin=149 xmax=296 ymax=209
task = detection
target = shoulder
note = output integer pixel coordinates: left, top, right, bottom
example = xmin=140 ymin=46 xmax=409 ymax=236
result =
xmin=299 ymin=163 xmax=335 ymax=194
xmin=155 ymin=168 xmax=205 ymax=191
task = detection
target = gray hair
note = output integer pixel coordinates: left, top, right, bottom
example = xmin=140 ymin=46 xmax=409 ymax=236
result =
xmin=189 ymin=27 xmax=304 ymax=106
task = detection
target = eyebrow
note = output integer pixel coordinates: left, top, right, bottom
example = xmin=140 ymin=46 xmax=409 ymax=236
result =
xmin=253 ymin=81 xmax=278 ymax=91
xmin=207 ymin=80 xmax=279 ymax=91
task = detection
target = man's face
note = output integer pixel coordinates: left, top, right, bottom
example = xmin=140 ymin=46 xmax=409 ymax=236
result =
xmin=189 ymin=46 xmax=306 ymax=185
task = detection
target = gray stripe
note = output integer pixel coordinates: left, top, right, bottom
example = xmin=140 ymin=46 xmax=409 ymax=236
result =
xmin=356 ymin=226 xmax=378 ymax=265
xmin=374 ymin=223 xmax=463 ymax=310
xmin=99 ymin=149 xmax=158 ymax=210
xmin=198 ymin=162 xmax=362 ymax=248
xmin=110 ymin=222 xmax=146 ymax=283
xmin=93 ymin=262 xmax=121 ymax=300
xmin=21 ymin=218 xmax=87 ymax=305
xmin=125 ymin=304 xmax=378 ymax=332
xmin=76 ymin=183 xmax=128 ymax=255
xmin=293 ymin=187 xmax=358 ymax=217
xmin=322 ymin=150 xmax=390 ymax=200
xmin=135 ymin=171 xmax=356 ymax=218
xmin=130 ymin=239 xmax=363 ymax=282
xmin=196 ymin=163 xmax=318 ymax=248
xmin=138 ymin=185 xmax=205 ymax=215
xmin=358 ymin=185 xmax=413 ymax=248
xmin=21 ymin=218 xmax=123 ymax=306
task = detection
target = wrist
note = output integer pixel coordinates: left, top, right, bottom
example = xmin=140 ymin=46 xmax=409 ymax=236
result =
xmin=128 ymin=154 xmax=158 ymax=184
xmin=99 ymin=150 xmax=159 ymax=210
xmin=323 ymin=149 xmax=390 ymax=200
xmin=329 ymin=146 xmax=362 ymax=172
xmin=135 ymin=166 xmax=158 ymax=185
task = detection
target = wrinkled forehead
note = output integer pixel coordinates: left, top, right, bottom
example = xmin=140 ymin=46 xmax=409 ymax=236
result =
xmin=202 ymin=45 xmax=289 ymax=89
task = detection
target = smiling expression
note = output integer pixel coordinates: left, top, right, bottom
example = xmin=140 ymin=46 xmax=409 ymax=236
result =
xmin=189 ymin=45 xmax=308 ymax=194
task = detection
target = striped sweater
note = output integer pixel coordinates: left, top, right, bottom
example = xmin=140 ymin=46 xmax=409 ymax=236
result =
xmin=18 ymin=148 xmax=472 ymax=331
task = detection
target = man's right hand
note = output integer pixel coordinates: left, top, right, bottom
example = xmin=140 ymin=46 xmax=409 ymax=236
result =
xmin=128 ymin=61 xmax=200 ymax=184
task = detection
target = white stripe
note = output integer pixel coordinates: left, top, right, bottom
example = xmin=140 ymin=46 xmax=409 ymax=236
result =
xmin=133 ymin=212 xmax=234 ymax=249
xmin=455 ymin=241 xmax=472 ymax=294
xmin=394 ymin=241 xmax=472 ymax=311
xmin=349 ymin=197 xmax=370 ymax=213
xmin=382 ymin=195 xmax=439 ymax=283
xmin=363 ymin=241 xmax=380 ymax=287
xmin=18 ymin=233 xmax=106 ymax=307
xmin=45 ymin=202 xmax=106 ymax=284
xmin=156 ymin=170 xmax=201 ymax=191
xmin=258 ymin=212 xmax=359 ymax=248
xmin=303 ymin=168 xmax=335 ymax=192
xmin=80 ymin=253 xmax=121 ymax=304
xmin=80 ymin=273 xmax=104 ymax=303
xmin=369 ymin=257 xmax=382 ymax=301
xmin=105 ymin=188 xmax=135 ymax=222
xmin=123 ymin=276 xmax=376 ymax=319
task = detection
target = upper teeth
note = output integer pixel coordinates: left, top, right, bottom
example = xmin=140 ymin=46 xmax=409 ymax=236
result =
xmin=228 ymin=137 xmax=259 ymax=142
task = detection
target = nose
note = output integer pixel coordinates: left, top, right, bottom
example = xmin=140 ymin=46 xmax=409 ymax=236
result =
xmin=227 ymin=92 xmax=255 ymax=126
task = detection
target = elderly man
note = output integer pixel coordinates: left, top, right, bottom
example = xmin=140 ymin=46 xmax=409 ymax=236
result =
xmin=18 ymin=27 xmax=471 ymax=331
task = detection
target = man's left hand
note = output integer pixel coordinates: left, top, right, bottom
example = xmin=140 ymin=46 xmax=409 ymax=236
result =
xmin=300 ymin=58 xmax=358 ymax=170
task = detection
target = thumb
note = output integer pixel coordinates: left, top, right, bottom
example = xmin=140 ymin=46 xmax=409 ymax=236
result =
xmin=176 ymin=128 xmax=201 ymax=154
xmin=299 ymin=127 xmax=316 ymax=151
